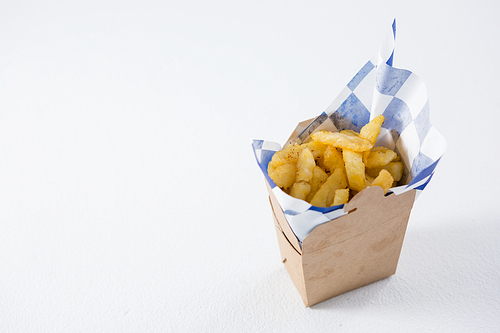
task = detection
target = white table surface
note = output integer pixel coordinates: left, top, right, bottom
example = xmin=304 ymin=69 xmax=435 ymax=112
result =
xmin=1 ymin=1 xmax=499 ymax=332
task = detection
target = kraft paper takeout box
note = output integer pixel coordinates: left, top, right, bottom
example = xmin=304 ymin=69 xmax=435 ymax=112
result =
xmin=252 ymin=21 xmax=446 ymax=307
xmin=268 ymin=183 xmax=415 ymax=307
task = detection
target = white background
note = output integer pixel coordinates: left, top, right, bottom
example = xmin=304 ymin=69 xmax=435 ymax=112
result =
xmin=1 ymin=1 xmax=499 ymax=332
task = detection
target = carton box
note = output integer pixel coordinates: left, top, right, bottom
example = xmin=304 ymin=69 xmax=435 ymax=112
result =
xmin=252 ymin=21 xmax=446 ymax=307
xmin=268 ymin=181 xmax=416 ymax=307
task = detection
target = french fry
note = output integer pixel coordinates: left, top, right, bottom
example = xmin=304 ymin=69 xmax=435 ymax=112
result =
xmin=322 ymin=145 xmax=345 ymax=172
xmin=303 ymin=141 xmax=327 ymax=165
xmin=370 ymin=169 xmax=394 ymax=194
xmin=365 ymin=147 xmax=398 ymax=169
xmin=268 ymin=144 xmax=303 ymax=171
xmin=296 ymin=148 xmax=315 ymax=183
xmin=360 ymin=114 xmax=385 ymax=145
xmin=290 ymin=181 xmax=311 ymax=201
xmin=311 ymin=130 xmax=373 ymax=152
xmin=269 ymin=163 xmax=296 ymax=189
xmin=306 ymin=166 xmax=329 ymax=202
xmin=386 ymin=161 xmax=404 ymax=182
xmin=343 ymin=149 xmax=366 ymax=192
xmin=366 ymin=161 xmax=404 ymax=182
xmin=332 ymin=188 xmax=350 ymax=206
xmin=340 ymin=129 xmax=359 ymax=137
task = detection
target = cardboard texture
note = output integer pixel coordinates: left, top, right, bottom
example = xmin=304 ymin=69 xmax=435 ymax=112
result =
xmin=268 ymin=181 xmax=416 ymax=307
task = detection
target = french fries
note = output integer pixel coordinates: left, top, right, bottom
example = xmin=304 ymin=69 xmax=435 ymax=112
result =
xmin=268 ymin=115 xmax=404 ymax=207
xmin=309 ymin=168 xmax=348 ymax=207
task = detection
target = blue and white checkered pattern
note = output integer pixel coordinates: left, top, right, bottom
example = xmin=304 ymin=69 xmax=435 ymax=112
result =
xmin=253 ymin=21 xmax=446 ymax=244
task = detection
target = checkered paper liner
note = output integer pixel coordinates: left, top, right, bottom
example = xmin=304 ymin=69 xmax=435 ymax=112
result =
xmin=253 ymin=21 xmax=446 ymax=244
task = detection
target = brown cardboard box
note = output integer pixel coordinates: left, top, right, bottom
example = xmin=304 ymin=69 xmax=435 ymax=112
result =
xmin=255 ymin=24 xmax=446 ymax=307
xmin=267 ymin=181 xmax=416 ymax=307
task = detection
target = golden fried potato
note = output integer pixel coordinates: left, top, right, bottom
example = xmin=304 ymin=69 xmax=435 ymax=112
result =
xmin=332 ymin=188 xmax=350 ymax=206
xmin=322 ymin=145 xmax=345 ymax=172
xmin=290 ymin=181 xmax=311 ymax=201
xmin=296 ymin=148 xmax=315 ymax=183
xmin=268 ymin=144 xmax=303 ymax=170
xmin=370 ymin=169 xmax=394 ymax=194
xmin=302 ymin=141 xmax=327 ymax=165
xmin=362 ymin=150 xmax=370 ymax=165
xmin=311 ymin=130 xmax=373 ymax=152
xmin=366 ymin=161 xmax=404 ymax=182
xmin=365 ymin=148 xmax=398 ymax=169
xmin=360 ymin=114 xmax=385 ymax=145
xmin=343 ymin=149 xmax=366 ymax=192
xmin=386 ymin=161 xmax=404 ymax=182
xmin=268 ymin=112 xmax=403 ymax=205
xmin=310 ymin=168 xmax=348 ymax=207
xmin=306 ymin=166 xmax=329 ymax=202
xmin=269 ymin=163 xmax=296 ymax=189
xmin=340 ymin=129 xmax=359 ymax=137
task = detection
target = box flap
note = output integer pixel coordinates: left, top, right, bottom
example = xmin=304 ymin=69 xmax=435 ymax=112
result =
xmin=302 ymin=187 xmax=416 ymax=254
